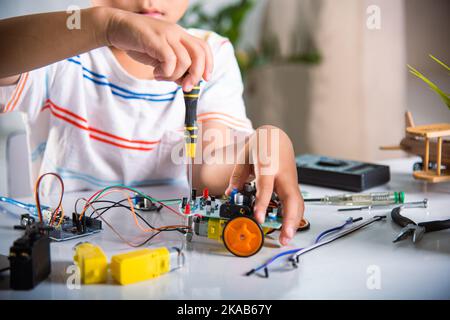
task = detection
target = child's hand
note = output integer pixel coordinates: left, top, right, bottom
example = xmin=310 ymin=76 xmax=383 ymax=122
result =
xmin=225 ymin=126 xmax=305 ymax=246
xmin=105 ymin=8 xmax=213 ymax=91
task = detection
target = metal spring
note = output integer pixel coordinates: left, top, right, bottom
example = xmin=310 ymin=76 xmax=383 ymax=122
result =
xmin=371 ymin=192 xmax=393 ymax=201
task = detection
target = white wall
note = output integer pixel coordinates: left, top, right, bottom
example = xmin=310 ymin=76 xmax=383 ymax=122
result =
xmin=404 ymin=0 xmax=450 ymax=125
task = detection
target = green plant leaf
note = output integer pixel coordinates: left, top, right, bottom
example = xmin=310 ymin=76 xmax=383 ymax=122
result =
xmin=408 ymin=64 xmax=450 ymax=109
xmin=429 ymin=54 xmax=450 ymax=73
xmin=181 ymin=0 xmax=322 ymax=75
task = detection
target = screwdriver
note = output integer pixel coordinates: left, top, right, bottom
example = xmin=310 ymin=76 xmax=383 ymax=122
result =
xmin=304 ymin=191 xmax=405 ymax=206
xmin=337 ymin=199 xmax=427 ymax=212
xmin=183 ymin=83 xmax=201 ymax=203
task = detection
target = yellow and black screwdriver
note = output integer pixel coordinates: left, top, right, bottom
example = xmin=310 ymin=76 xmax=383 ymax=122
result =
xmin=183 ymin=83 xmax=201 ymax=204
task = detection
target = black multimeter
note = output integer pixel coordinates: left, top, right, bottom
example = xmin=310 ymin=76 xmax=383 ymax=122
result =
xmin=296 ymin=154 xmax=390 ymax=191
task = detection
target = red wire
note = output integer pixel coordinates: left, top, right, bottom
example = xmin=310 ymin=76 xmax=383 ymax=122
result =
xmin=34 ymin=173 xmax=65 ymax=224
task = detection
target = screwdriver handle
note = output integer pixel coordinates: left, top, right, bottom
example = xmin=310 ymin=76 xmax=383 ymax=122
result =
xmin=183 ymin=84 xmax=201 ymax=158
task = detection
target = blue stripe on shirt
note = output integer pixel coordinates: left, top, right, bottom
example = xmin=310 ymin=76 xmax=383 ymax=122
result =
xmin=67 ymin=57 xmax=180 ymax=101
xmin=31 ymin=142 xmax=47 ymax=162
xmin=82 ymin=75 xmax=178 ymax=102
xmin=67 ymin=58 xmax=107 ymax=79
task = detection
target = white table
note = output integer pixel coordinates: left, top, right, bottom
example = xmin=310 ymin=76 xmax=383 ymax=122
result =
xmin=0 ymin=157 xmax=449 ymax=299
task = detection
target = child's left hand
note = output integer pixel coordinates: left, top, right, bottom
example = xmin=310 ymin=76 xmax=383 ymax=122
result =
xmin=225 ymin=125 xmax=305 ymax=246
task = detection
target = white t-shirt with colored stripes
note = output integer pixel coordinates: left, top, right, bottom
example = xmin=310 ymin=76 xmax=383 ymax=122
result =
xmin=0 ymin=29 xmax=253 ymax=194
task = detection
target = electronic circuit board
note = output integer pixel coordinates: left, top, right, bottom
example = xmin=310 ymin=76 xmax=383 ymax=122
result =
xmin=179 ymin=197 xmax=283 ymax=229
xmin=48 ymin=223 xmax=102 ymax=242
xmin=18 ymin=213 xmax=102 ymax=242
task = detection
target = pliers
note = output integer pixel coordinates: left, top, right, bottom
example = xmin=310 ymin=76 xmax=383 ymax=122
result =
xmin=391 ymin=206 xmax=450 ymax=243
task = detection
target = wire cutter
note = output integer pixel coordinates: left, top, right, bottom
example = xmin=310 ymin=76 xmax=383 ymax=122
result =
xmin=391 ymin=206 xmax=450 ymax=243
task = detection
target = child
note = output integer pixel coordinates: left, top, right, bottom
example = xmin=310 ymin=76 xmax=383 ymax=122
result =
xmin=0 ymin=0 xmax=303 ymax=246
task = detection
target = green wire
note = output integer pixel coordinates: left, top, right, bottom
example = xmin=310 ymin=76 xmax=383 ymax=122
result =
xmin=157 ymin=198 xmax=183 ymax=203
xmin=91 ymin=184 xmax=182 ymax=205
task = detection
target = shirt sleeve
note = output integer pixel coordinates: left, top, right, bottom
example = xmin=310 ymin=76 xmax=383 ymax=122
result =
xmin=197 ymin=36 xmax=254 ymax=134
xmin=0 ymin=64 xmax=57 ymax=122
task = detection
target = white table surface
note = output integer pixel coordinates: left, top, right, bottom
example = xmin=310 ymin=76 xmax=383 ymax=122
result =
xmin=0 ymin=157 xmax=449 ymax=300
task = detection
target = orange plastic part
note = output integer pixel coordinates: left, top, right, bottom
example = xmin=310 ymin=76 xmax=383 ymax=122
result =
xmin=298 ymin=218 xmax=310 ymax=231
xmin=223 ymin=216 xmax=264 ymax=257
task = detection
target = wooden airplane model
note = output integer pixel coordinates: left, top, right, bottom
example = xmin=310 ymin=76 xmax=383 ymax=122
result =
xmin=381 ymin=111 xmax=450 ymax=183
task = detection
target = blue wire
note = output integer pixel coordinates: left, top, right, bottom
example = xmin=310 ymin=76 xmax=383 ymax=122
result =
xmin=0 ymin=196 xmax=48 ymax=217
xmin=314 ymin=218 xmax=354 ymax=243
xmin=248 ymin=218 xmax=357 ymax=276
xmin=252 ymin=248 xmax=303 ymax=273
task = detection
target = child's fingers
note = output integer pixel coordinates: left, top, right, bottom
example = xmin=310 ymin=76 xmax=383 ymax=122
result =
xmin=279 ymin=195 xmax=303 ymax=246
xmin=199 ymin=40 xmax=214 ymax=81
xmin=181 ymin=37 xmax=206 ymax=90
xmin=166 ymin=40 xmax=192 ymax=83
xmin=254 ymin=174 xmax=275 ymax=224
xmin=225 ymin=163 xmax=251 ymax=196
xmin=150 ymin=40 xmax=177 ymax=79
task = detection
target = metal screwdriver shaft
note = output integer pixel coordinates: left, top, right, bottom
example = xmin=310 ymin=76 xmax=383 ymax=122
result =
xmin=183 ymin=84 xmax=200 ymax=203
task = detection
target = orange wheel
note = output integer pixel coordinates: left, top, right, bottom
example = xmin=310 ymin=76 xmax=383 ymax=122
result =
xmin=223 ymin=216 xmax=264 ymax=257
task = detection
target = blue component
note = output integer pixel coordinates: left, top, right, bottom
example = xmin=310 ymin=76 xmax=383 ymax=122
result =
xmin=0 ymin=196 xmax=49 ymax=217
xmin=133 ymin=195 xmax=141 ymax=206
xmin=230 ymin=188 xmax=238 ymax=204
xmin=268 ymin=211 xmax=278 ymax=221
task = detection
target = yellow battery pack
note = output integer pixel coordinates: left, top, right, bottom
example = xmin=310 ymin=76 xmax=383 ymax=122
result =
xmin=73 ymin=243 xmax=108 ymax=284
xmin=110 ymin=247 xmax=171 ymax=285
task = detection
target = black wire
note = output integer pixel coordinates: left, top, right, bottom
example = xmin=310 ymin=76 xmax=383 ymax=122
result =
xmin=88 ymin=199 xmax=133 ymax=218
xmin=74 ymin=198 xmax=188 ymax=236
xmin=89 ymin=200 xmax=163 ymax=230
xmin=137 ymin=231 xmax=163 ymax=247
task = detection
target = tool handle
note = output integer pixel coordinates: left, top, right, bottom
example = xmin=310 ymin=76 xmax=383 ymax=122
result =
xmin=183 ymin=84 xmax=201 ymax=158
xmin=419 ymin=219 xmax=450 ymax=233
xmin=184 ymin=98 xmax=198 ymax=125
xmin=391 ymin=207 xmax=415 ymax=227
xmin=183 ymin=85 xmax=200 ymax=126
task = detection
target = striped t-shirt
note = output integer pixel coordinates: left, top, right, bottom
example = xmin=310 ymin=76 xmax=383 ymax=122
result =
xmin=0 ymin=29 xmax=253 ymax=194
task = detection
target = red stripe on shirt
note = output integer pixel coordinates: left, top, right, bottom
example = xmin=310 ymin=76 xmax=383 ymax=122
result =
xmin=42 ymin=99 xmax=160 ymax=145
xmin=41 ymin=101 xmax=159 ymax=151
xmin=5 ymin=73 xmax=29 ymax=113
xmin=89 ymin=134 xmax=154 ymax=151
xmin=46 ymin=99 xmax=87 ymax=123
xmin=197 ymin=112 xmax=250 ymax=125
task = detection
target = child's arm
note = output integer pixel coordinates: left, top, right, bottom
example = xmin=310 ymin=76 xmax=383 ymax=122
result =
xmin=193 ymin=122 xmax=304 ymax=246
xmin=0 ymin=7 xmax=212 ymax=90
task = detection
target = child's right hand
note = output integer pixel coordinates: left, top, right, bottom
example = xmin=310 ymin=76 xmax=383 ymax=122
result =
xmin=105 ymin=8 xmax=213 ymax=91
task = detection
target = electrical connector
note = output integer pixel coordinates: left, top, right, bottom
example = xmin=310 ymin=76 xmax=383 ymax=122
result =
xmin=133 ymin=195 xmax=163 ymax=212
